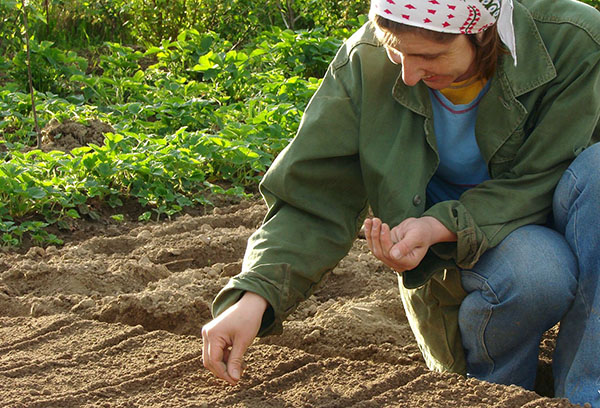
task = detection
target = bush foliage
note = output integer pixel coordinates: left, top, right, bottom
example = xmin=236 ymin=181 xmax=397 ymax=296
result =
xmin=0 ymin=0 xmax=365 ymax=246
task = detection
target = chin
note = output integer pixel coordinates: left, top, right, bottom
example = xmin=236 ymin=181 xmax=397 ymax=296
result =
xmin=423 ymin=79 xmax=452 ymax=90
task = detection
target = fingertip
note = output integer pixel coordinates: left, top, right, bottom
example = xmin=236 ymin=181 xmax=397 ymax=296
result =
xmin=224 ymin=376 xmax=238 ymax=387
xmin=372 ymin=218 xmax=381 ymax=229
xmin=208 ymin=361 xmax=236 ymax=386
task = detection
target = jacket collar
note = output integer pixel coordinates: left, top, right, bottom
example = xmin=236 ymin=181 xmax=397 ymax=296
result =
xmin=391 ymin=1 xmax=557 ymax=116
xmin=499 ymin=1 xmax=556 ymax=97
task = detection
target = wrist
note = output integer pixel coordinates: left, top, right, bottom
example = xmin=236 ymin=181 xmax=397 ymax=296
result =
xmin=422 ymin=216 xmax=457 ymax=244
xmin=239 ymin=291 xmax=268 ymax=313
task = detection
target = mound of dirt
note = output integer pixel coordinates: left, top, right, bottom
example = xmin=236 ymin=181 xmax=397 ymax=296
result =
xmin=40 ymin=119 xmax=114 ymax=152
xmin=0 ymin=200 xmax=582 ymax=407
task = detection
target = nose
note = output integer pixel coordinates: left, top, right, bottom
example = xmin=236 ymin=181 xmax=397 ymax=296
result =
xmin=401 ymin=56 xmax=427 ymax=87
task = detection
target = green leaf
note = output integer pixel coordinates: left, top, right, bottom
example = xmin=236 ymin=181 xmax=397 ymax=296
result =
xmin=88 ymin=210 xmax=101 ymax=221
xmin=108 ymin=195 xmax=123 ymax=208
xmin=138 ymin=211 xmax=152 ymax=222
xmin=96 ymin=162 xmax=115 ymax=177
xmin=66 ymin=94 xmax=85 ymax=105
xmin=133 ymin=70 xmax=145 ymax=82
xmin=194 ymin=52 xmax=217 ymax=71
xmin=145 ymin=47 xmax=162 ymax=55
xmin=2 ymin=233 xmax=18 ymax=246
xmin=127 ymin=103 xmax=142 ymax=115
xmin=249 ymin=48 xmax=267 ymax=58
xmin=66 ymin=209 xmax=80 ymax=219
xmin=26 ymin=187 xmax=47 ymax=199
xmin=105 ymin=132 xmax=124 ymax=144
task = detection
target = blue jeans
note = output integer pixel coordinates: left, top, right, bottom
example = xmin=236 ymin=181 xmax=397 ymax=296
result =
xmin=458 ymin=142 xmax=600 ymax=407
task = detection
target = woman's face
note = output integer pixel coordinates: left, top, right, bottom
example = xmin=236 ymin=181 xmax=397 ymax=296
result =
xmin=384 ymin=32 xmax=477 ymax=90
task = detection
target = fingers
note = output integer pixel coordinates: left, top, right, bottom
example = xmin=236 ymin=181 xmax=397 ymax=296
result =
xmin=364 ymin=217 xmax=431 ymax=272
xmin=202 ymin=328 xmax=239 ymax=385
xmin=390 ymin=240 xmax=419 ymax=266
xmin=389 ymin=224 xmax=428 ymax=270
xmin=226 ymin=340 xmax=249 ymax=383
xmin=363 ymin=218 xmax=373 ymax=253
xmin=364 ymin=218 xmax=392 ymax=259
xmin=390 ymin=232 xmax=417 ymax=260
xmin=202 ymin=325 xmax=236 ymax=385
xmin=364 ymin=217 xmax=397 ymax=268
xmin=380 ymin=222 xmax=394 ymax=251
xmin=369 ymin=218 xmax=383 ymax=258
xmin=201 ymin=292 xmax=266 ymax=386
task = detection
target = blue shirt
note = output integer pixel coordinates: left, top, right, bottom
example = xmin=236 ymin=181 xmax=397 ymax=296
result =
xmin=426 ymin=82 xmax=491 ymax=206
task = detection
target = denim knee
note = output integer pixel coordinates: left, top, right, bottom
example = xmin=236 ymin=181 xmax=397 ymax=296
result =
xmin=460 ymin=225 xmax=578 ymax=331
xmin=553 ymin=141 xmax=600 ymax=249
xmin=574 ymin=142 xmax=600 ymax=174
xmin=458 ymin=225 xmax=579 ymax=388
xmin=555 ymin=142 xmax=600 ymax=205
xmin=474 ymin=225 xmax=577 ymax=301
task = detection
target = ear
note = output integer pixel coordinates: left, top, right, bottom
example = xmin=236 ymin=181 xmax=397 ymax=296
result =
xmin=384 ymin=46 xmax=401 ymax=65
xmin=475 ymin=31 xmax=485 ymax=43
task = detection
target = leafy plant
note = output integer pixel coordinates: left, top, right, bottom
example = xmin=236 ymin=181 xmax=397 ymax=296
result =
xmin=10 ymin=39 xmax=87 ymax=95
xmin=2 ymin=0 xmax=599 ymax=247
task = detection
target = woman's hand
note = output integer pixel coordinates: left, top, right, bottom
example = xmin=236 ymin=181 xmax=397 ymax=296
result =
xmin=202 ymin=291 xmax=267 ymax=386
xmin=363 ymin=216 xmax=456 ymax=272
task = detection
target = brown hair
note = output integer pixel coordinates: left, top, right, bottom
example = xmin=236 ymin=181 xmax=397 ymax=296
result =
xmin=372 ymin=14 xmax=507 ymax=79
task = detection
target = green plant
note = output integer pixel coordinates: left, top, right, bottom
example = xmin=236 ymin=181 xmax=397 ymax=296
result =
xmin=0 ymin=1 xmax=366 ymax=246
xmin=10 ymin=39 xmax=87 ymax=95
xmin=580 ymin=0 xmax=600 ymax=9
xmin=1 ymin=0 xmax=46 ymax=57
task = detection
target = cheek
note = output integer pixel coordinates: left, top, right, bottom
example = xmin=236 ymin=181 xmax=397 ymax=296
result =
xmin=456 ymin=48 xmax=477 ymax=73
xmin=458 ymin=55 xmax=473 ymax=71
xmin=435 ymin=58 xmax=469 ymax=77
xmin=422 ymin=61 xmax=448 ymax=77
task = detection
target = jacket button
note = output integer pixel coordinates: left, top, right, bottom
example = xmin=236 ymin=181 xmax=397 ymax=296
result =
xmin=412 ymin=195 xmax=422 ymax=206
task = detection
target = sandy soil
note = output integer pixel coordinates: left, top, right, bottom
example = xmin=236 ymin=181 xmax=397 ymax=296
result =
xmin=0 ymin=197 xmax=585 ymax=407
xmin=1 ymin=121 xmax=583 ymax=407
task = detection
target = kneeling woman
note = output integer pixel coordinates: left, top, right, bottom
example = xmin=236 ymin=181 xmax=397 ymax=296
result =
xmin=203 ymin=0 xmax=600 ymax=406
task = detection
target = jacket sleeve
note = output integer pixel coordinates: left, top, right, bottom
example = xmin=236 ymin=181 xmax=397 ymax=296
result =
xmin=211 ymin=50 xmax=369 ymax=336
xmin=423 ymin=44 xmax=600 ymax=270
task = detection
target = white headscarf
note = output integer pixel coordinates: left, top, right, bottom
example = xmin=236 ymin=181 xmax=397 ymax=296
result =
xmin=369 ymin=0 xmax=517 ymax=65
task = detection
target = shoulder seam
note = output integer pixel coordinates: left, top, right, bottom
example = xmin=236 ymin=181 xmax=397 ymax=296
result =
xmin=529 ymin=10 xmax=600 ymax=47
xmin=332 ymin=39 xmax=381 ymax=71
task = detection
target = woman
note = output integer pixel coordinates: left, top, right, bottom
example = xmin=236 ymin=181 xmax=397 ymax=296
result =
xmin=202 ymin=0 xmax=600 ymax=405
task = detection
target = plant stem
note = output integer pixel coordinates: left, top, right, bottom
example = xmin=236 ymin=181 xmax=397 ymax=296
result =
xmin=21 ymin=0 xmax=42 ymax=148
xmin=43 ymin=0 xmax=49 ymax=38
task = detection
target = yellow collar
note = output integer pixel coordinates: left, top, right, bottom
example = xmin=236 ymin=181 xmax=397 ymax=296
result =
xmin=439 ymin=77 xmax=488 ymax=105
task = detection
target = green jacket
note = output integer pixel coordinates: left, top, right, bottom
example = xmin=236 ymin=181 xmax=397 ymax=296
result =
xmin=213 ymin=0 xmax=600 ymax=374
